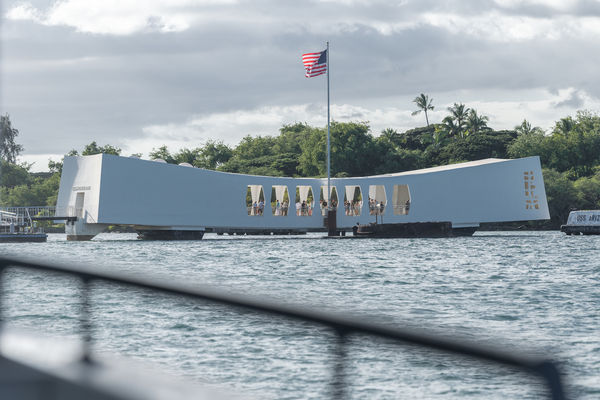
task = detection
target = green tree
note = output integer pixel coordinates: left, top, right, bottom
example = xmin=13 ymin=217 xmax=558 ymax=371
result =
xmin=439 ymin=130 xmax=517 ymax=164
xmin=441 ymin=116 xmax=461 ymax=138
xmin=465 ymin=109 xmax=490 ymax=136
xmin=297 ymin=127 xmax=326 ymax=176
xmin=379 ymin=128 xmax=400 ymax=147
xmin=298 ymin=121 xmax=378 ymax=177
xmin=47 ymin=149 xmax=80 ymax=175
xmin=507 ymin=120 xmax=547 ymax=161
xmin=330 ymin=122 xmax=377 ymax=176
xmin=0 ymin=160 xmax=32 ymax=188
xmin=373 ymin=147 xmax=425 ymax=175
xmin=554 ymin=117 xmax=574 ymax=136
xmin=0 ymin=166 xmax=60 ymax=207
xmin=398 ymin=125 xmax=436 ymax=151
xmin=82 ymin=141 xmax=121 ymax=156
xmin=542 ymin=168 xmax=578 ymax=227
xmin=0 ymin=114 xmax=24 ymax=163
xmin=411 ymin=94 xmax=435 ymax=127
xmin=515 ymin=119 xmax=544 ymax=136
xmin=444 ymin=103 xmax=470 ymax=138
xmin=530 ymin=111 xmax=600 ymax=178
xmin=149 ymin=145 xmax=176 ymax=163
xmin=219 ymin=134 xmax=300 ymax=176
xmin=194 ymin=141 xmax=233 ymax=169
xmin=574 ymin=174 xmax=600 ymax=210
xmin=276 ymin=123 xmax=308 ymax=155
xmin=173 ymin=148 xmax=201 ymax=165
xmin=420 ymin=126 xmax=448 ymax=150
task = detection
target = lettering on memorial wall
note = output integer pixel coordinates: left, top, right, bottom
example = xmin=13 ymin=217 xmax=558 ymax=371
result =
xmin=524 ymin=171 xmax=539 ymax=210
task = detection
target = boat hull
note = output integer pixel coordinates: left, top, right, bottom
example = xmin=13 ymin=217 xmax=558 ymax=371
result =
xmin=560 ymin=225 xmax=600 ymax=235
xmin=136 ymin=230 xmax=205 ymax=240
xmin=354 ymin=222 xmax=476 ymax=238
xmin=0 ymin=233 xmax=48 ymax=243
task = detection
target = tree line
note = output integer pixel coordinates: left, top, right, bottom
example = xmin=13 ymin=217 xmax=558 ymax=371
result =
xmin=2 ymin=97 xmax=600 ymax=228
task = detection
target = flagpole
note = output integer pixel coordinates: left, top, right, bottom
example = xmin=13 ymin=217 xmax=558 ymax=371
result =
xmin=326 ymin=41 xmax=331 ymax=210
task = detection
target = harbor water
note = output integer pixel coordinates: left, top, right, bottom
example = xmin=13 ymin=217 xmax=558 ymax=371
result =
xmin=1 ymin=231 xmax=599 ymax=399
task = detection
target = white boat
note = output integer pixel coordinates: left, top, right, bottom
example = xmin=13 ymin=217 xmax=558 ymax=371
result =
xmin=55 ymin=154 xmax=550 ymax=240
xmin=0 ymin=209 xmax=47 ymax=242
xmin=561 ymin=210 xmax=600 ymax=235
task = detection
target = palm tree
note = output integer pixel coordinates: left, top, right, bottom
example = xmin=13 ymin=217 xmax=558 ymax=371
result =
xmin=465 ymin=109 xmax=489 ymax=136
xmin=445 ymin=103 xmax=470 ymax=138
xmin=441 ymin=116 xmax=461 ymax=138
xmin=447 ymin=103 xmax=470 ymax=125
xmin=380 ymin=128 xmax=399 ymax=145
xmin=411 ymin=94 xmax=434 ymax=127
xmin=515 ymin=119 xmax=544 ymax=136
xmin=555 ymin=117 xmax=574 ymax=136
xmin=515 ymin=119 xmax=533 ymax=136
xmin=420 ymin=127 xmax=447 ymax=149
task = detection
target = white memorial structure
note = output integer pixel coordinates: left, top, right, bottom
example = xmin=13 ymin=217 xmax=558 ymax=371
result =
xmin=56 ymin=154 xmax=550 ymax=240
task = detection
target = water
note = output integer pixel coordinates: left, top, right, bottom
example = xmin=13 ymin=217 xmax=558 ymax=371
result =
xmin=1 ymin=231 xmax=599 ymax=399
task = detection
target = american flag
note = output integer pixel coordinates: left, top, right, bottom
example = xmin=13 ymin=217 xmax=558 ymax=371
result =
xmin=302 ymin=50 xmax=327 ymax=78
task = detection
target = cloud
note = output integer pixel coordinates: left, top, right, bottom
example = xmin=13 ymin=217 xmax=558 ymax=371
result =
xmin=5 ymin=0 xmax=238 ymax=35
xmin=553 ymin=88 xmax=587 ymax=109
xmin=7 ymin=0 xmax=600 ymax=40
xmin=5 ymin=3 xmax=44 ymax=22
xmin=17 ymin=87 xmax=600 ymax=171
xmin=116 ymin=103 xmax=412 ymax=156
xmin=5 ymin=0 xmax=600 ymax=172
xmin=124 ymin=88 xmax=599 ymax=156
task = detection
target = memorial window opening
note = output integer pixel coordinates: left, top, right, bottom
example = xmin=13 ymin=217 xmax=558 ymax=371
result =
xmin=295 ymin=186 xmax=314 ymax=216
xmin=343 ymin=185 xmax=363 ymax=216
xmin=319 ymin=186 xmax=338 ymax=216
xmin=246 ymin=185 xmax=265 ymax=216
xmin=271 ymin=185 xmax=290 ymax=216
xmin=392 ymin=184 xmax=411 ymax=215
xmin=368 ymin=185 xmax=387 ymax=216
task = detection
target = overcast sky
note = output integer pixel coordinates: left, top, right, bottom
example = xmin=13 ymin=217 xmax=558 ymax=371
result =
xmin=2 ymin=0 xmax=600 ymax=171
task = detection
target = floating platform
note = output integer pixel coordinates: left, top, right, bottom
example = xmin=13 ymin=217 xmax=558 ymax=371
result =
xmin=353 ymin=222 xmax=476 ymax=238
xmin=0 ymin=233 xmax=47 ymax=243
xmin=136 ymin=229 xmax=205 ymax=240
xmin=1 ymin=209 xmax=48 ymax=242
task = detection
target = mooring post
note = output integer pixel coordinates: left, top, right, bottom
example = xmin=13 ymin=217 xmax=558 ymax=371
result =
xmin=327 ymin=209 xmax=337 ymax=236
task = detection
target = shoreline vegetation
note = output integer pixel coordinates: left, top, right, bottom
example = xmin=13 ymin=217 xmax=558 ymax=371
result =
xmin=3 ymin=102 xmax=600 ymax=230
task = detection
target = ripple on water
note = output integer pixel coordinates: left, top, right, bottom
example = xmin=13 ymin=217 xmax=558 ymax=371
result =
xmin=1 ymin=231 xmax=599 ymax=399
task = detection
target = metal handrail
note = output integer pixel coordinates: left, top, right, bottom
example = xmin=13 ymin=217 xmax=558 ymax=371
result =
xmin=0 ymin=206 xmax=57 ymax=217
xmin=0 ymin=256 xmax=567 ymax=399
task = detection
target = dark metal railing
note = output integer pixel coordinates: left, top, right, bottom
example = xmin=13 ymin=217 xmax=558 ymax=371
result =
xmin=0 ymin=256 xmax=567 ymax=399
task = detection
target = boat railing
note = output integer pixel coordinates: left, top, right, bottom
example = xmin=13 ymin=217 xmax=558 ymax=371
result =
xmin=392 ymin=204 xmax=410 ymax=215
xmin=0 ymin=206 xmax=56 ymax=218
xmin=0 ymin=256 xmax=568 ymax=400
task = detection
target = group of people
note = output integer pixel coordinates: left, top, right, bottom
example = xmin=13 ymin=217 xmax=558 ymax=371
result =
xmin=344 ymin=200 xmax=362 ymax=216
xmin=249 ymin=201 xmax=265 ymax=216
xmin=319 ymin=200 xmax=338 ymax=216
xmin=249 ymin=196 xmax=408 ymax=217
xmin=295 ymin=200 xmax=315 ymax=216
xmin=273 ymin=200 xmax=289 ymax=216
xmin=368 ymin=198 xmax=386 ymax=215
xmin=251 ymin=198 xmax=378 ymax=217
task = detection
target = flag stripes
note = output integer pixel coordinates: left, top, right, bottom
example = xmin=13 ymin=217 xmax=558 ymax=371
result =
xmin=302 ymin=50 xmax=327 ymax=78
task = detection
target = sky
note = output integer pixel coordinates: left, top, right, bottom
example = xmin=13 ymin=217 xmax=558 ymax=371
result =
xmin=2 ymin=0 xmax=600 ymax=171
